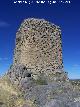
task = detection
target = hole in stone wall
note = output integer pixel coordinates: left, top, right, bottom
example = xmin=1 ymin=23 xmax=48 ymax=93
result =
xmin=27 ymin=73 xmax=31 ymax=77
xmin=16 ymin=37 xmax=21 ymax=43
xmin=23 ymin=73 xmax=31 ymax=78
xmin=0 ymin=102 xmax=4 ymax=105
xmin=32 ymin=37 xmax=36 ymax=42
xmin=23 ymin=67 xmax=27 ymax=70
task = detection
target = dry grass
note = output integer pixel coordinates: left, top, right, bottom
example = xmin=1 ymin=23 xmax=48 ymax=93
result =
xmin=0 ymin=75 xmax=36 ymax=107
xmin=0 ymin=75 xmax=24 ymax=107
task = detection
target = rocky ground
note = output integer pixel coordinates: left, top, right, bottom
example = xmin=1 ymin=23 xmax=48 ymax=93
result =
xmin=0 ymin=65 xmax=80 ymax=107
xmin=0 ymin=75 xmax=37 ymax=107
xmin=70 ymin=79 xmax=80 ymax=87
xmin=0 ymin=65 xmax=79 ymax=107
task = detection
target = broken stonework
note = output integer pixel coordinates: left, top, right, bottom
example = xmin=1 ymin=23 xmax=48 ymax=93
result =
xmin=8 ymin=18 xmax=69 ymax=84
xmin=13 ymin=18 xmax=63 ymax=74
xmin=7 ymin=18 xmax=80 ymax=107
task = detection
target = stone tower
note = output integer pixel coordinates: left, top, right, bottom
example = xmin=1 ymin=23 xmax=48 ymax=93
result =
xmin=13 ymin=18 xmax=63 ymax=75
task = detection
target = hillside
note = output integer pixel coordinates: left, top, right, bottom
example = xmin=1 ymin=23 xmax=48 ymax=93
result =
xmin=0 ymin=75 xmax=36 ymax=107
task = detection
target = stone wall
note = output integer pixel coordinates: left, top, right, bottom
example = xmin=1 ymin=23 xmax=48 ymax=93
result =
xmin=13 ymin=18 xmax=63 ymax=74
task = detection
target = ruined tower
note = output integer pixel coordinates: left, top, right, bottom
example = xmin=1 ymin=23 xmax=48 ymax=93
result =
xmin=6 ymin=18 xmax=80 ymax=107
xmin=13 ymin=18 xmax=63 ymax=75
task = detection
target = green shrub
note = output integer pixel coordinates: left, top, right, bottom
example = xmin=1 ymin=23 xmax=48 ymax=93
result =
xmin=34 ymin=76 xmax=47 ymax=85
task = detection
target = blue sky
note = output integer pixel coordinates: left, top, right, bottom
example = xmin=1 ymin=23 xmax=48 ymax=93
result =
xmin=0 ymin=0 xmax=80 ymax=79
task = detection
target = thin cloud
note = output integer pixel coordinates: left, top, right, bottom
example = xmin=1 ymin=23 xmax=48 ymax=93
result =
xmin=71 ymin=64 xmax=80 ymax=71
xmin=4 ymin=58 xmax=8 ymax=60
xmin=0 ymin=21 xmax=10 ymax=27
xmin=0 ymin=57 xmax=8 ymax=61
xmin=0 ymin=58 xmax=2 ymax=60
xmin=73 ymin=64 xmax=80 ymax=67
xmin=69 ymin=64 xmax=80 ymax=79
